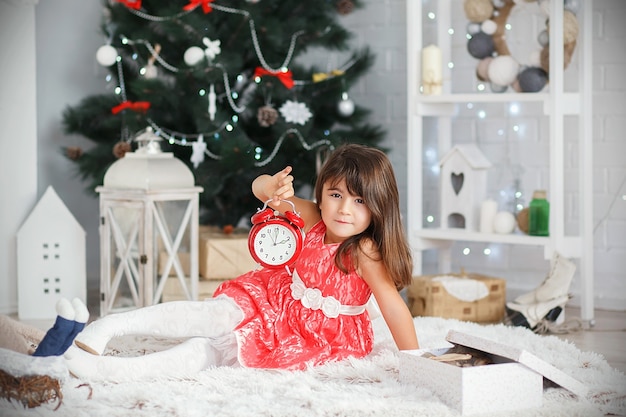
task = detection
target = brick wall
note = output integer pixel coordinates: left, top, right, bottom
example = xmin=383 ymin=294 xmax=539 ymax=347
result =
xmin=337 ymin=0 xmax=625 ymax=310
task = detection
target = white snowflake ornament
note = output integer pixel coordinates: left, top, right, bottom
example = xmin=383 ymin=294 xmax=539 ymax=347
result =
xmin=202 ymin=37 xmax=221 ymax=61
xmin=191 ymin=135 xmax=207 ymax=168
xmin=279 ymin=100 xmax=312 ymax=125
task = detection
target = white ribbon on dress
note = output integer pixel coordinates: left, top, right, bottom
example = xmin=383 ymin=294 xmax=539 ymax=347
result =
xmin=290 ymin=270 xmax=367 ymax=318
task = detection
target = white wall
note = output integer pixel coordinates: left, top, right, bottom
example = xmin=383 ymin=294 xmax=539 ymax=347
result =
xmin=0 ymin=0 xmax=39 ymax=314
xmin=35 ymin=0 xmax=106 ymax=303
xmin=0 ymin=0 xmax=623 ymax=314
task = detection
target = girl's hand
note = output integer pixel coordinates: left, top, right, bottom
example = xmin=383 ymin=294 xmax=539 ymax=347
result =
xmin=254 ymin=166 xmax=294 ymax=205
xmin=269 ymin=166 xmax=295 ymax=203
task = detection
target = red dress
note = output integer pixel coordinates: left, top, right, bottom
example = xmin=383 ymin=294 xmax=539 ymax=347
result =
xmin=213 ymin=221 xmax=374 ymax=370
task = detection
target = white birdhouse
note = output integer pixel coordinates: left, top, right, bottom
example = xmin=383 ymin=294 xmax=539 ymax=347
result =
xmin=17 ymin=186 xmax=86 ymax=320
xmin=97 ymin=127 xmax=203 ymax=316
xmin=439 ymin=144 xmax=491 ymax=231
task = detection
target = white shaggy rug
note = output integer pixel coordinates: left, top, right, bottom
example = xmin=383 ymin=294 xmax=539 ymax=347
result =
xmin=1 ymin=316 xmax=625 ymax=417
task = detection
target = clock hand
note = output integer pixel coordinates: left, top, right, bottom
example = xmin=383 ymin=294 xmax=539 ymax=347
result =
xmin=267 ymin=230 xmax=276 ymax=244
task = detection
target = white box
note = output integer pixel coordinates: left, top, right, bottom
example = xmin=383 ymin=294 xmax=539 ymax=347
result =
xmin=400 ymin=330 xmax=588 ymax=416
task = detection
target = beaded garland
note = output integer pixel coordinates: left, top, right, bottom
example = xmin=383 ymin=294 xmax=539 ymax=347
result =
xmin=464 ymin=0 xmax=579 ymax=93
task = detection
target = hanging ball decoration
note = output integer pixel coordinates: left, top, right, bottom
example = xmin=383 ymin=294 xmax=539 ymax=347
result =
xmin=518 ymin=67 xmax=548 ymax=92
xmin=561 ymin=10 xmax=580 ymax=45
xmin=113 ymin=141 xmax=132 ymax=159
xmin=489 ymin=82 xmax=508 ymax=93
xmin=493 ymin=211 xmax=516 ymax=234
xmin=463 ymin=0 xmax=494 ymax=23
xmin=257 ymin=105 xmax=278 ymax=127
xmin=65 ymin=146 xmax=83 ymax=161
xmin=337 ymin=96 xmax=355 ymax=117
xmin=96 ymin=45 xmax=118 ymax=67
xmin=464 ymin=0 xmax=578 ymax=93
xmin=487 ymin=55 xmax=519 ymax=86
xmin=476 ymin=57 xmax=493 ymax=81
xmin=467 ymin=22 xmax=482 ymax=35
xmin=537 ymin=29 xmax=549 ymax=47
xmin=184 ymin=46 xmax=205 ymax=66
xmin=467 ymin=32 xmax=495 ymax=59
xmin=540 ymin=40 xmax=576 ymax=73
xmin=480 ymin=19 xmax=497 ymax=36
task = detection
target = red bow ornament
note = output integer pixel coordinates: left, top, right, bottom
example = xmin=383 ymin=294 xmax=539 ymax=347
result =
xmin=253 ymin=67 xmax=295 ymax=90
xmin=111 ymin=100 xmax=151 ymax=115
xmin=183 ymin=0 xmax=214 ymax=13
xmin=116 ymin=0 xmax=142 ymax=10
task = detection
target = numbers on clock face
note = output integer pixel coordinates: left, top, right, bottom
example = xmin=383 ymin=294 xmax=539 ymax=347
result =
xmin=254 ymin=223 xmax=297 ymax=266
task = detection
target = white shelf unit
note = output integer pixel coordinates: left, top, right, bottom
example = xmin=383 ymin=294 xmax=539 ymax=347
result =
xmin=406 ymin=0 xmax=594 ymax=322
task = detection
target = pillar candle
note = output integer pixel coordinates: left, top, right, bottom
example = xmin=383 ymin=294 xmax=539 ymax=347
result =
xmin=480 ymin=199 xmax=498 ymax=233
xmin=422 ymin=44 xmax=442 ymax=95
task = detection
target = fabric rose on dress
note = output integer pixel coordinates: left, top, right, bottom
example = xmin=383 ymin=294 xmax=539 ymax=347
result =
xmin=301 ymin=288 xmax=323 ymax=310
xmin=290 ymin=281 xmax=306 ymax=300
xmin=321 ymin=296 xmax=341 ymax=318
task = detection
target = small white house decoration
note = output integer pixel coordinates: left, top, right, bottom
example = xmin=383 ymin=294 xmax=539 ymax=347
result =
xmin=17 ymin=186 xmax=86 ymax=320
xmin=439 ymin=144 xmax=491 ymax=230
xmin=97 ymin=127 xmax=203 ymax=316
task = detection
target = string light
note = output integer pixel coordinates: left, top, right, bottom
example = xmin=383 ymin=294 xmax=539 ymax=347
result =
xmin=103 ymin=3 xmax=363 ymax=169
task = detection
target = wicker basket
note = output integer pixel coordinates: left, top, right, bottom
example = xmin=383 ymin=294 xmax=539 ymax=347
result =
xmin=407 ymin=272 xmax=506 ymax=323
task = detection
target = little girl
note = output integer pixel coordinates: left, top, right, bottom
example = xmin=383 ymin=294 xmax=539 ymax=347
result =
xmin=66 ymin=144 xmax=419 ymax=381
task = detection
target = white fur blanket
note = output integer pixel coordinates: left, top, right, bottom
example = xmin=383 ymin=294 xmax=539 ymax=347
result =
xmin=1 ymin=316 xmax=625 ymax=417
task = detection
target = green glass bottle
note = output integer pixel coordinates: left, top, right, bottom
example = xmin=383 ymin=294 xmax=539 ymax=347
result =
xmin=528 ymin=190 xmax=549 ymax=236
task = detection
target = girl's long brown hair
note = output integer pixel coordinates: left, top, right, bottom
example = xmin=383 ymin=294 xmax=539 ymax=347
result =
xmin=314 ymin=144 xmax=413 ymax=290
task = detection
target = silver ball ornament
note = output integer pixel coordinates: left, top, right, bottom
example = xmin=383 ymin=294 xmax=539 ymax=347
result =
xmin=489 ymin=82 xmax=508 ymax=93
xmin=467 ymin=22 xmax=481 ymax=35
xmin=96 ymin=44 xmax=118 ymax=67
xmin=537 ymin=29 xmax=549 ymax=47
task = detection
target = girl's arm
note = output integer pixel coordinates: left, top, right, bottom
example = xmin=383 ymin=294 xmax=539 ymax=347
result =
xmin=252 ymin=166 xmax=321 ymax=231
xmin=358 ymin=242 xmax=419 ymax=350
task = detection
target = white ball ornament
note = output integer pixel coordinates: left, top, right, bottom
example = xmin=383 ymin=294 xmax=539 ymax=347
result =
xmin=493 ymin=211 xmax=516 ymax=234
xmin=487 ymin=55 xmax=519 ymax=86
xmin=184 ymin=46 xmax=205 ymax=66
xmin=481 ymin=19 xmax=497 ymax=35
xmin=96 ymin=45 xmax=118 ymax=67
xmin=337 ymin=96 xmax=355 ymax=117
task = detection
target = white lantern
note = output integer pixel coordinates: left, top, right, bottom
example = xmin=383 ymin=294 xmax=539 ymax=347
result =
xmin=96 ymin=128 xmax=203 ymax=316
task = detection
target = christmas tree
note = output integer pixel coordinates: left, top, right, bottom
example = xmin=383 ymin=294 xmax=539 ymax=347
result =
xmin=62 ymin=0 xmax=385 ymax=227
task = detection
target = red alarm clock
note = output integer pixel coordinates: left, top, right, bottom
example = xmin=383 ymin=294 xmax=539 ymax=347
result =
xmin=248 ymin=199 xmax=305 ymax=269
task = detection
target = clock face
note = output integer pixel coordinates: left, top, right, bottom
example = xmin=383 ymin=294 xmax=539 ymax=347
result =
xmin=251 ymin=221 xmax=301 ymax=267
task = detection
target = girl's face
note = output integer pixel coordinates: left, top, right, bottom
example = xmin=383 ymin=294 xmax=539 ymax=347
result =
xmin=318 ymin=179 xmax=372 ymax=244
